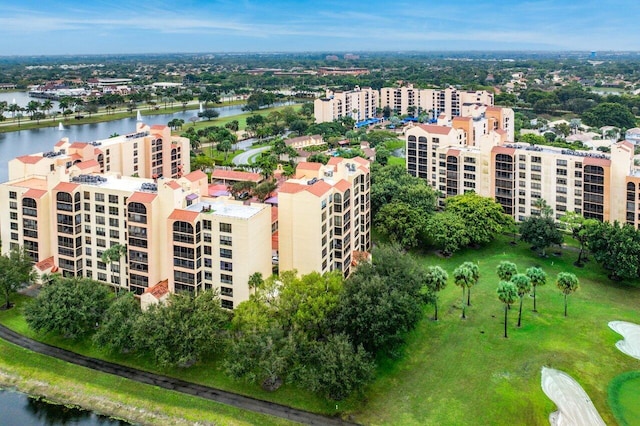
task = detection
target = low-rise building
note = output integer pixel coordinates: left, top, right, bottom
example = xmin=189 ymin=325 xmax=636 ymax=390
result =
xmin=314 ymin=86 xmax=378 ymax=123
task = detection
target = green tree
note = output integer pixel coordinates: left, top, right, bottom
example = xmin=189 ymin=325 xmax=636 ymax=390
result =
xmin=296 ymin=334 xmax=374 ymax=400
xmin=519 ymin=215 xmax=563 ymax=257
xmin=424 ymin=266 xmax=448 ymax=321
xmin=0 ymin=247 xmax=35 ymax=309
xmin=247 ymin=272 xmax=264 ymax=296
xmin=453 ymin=263 xmax=476 ymax=319
xmin=560 ymin=212 xmax=598 ymax=266
xmin=582 ymin=102 xmax=636 ymax=129
xmin=225 ymin=120 xmax=239 ymax=132
xmin=445 ymin=192 xmax=513 ymax=247
xmin=496 ymin=261 xmax=518 ymax=282
xmin=375 ymin=202 xmax=425 ymax=250
xmin=525 ymin=266 xmax=547 ymax=312
xmin=497 ymin=281 xmax=518 ymax=338
xmin=587 ymin=221 xmax=640 ymax=281
xmin=290 ymin=119 xmax=309 ymax=136
xmin=134 ymin=291 xmax=229 ymax=367
xmin=556 ymin=272 xmax=579 ymax=317
xmin=25 ymin=278 xmax=112 ymax=339
xmin=426 ymin=212 xmax=469 ymax=255
xmin=511 ymin=273 xmax=531 ymax=328
xmin=93 ymin=292 xmax=141 ymax=353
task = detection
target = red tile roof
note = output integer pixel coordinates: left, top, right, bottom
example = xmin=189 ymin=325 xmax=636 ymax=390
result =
xmin=334 ymin=179 xmax=351 ymax=192
xmin=151 ymin=125 xmax=168 ymax=130
xmin=279 ymin=182 xmax=306 ymax=194
xmin=492 ymin=146 xmax=516 ymax=155
xmin=128 ymin=191 xmax=157 ymax=204
xmin=23 ymin=188 xmax=47 ymax=199
xmin=16 ymin=155 xmax=44 ymax=164
xmin=144 ymin=280 xmax=169 ymax=299
xmin=352 ymin=157 xmax=369 ymax=166
xmin=74 ymin=159 xmax=100 ymax=170
xmin=55 ymin=140 xmax=67 ymax=148
xmin=584 ymin=157 xmax=611 ymax=167
xmin=211 ymin=169 xmax=262 ymax=183
xmin=306 ymin=180 xmax=332 ymax=197
xmin=327 ymin=157 xmax=342 ymax=166
xmin=417 ymin=124 xmax=453 ymax=135
xmin=69 ymin=142 xmax=89 ymax=149
xmin=297 ymin=162 xmax=322 ymax=171
xmin=165 ymin=180 xmax=181 ymax=190
xmin=168 ymin=209 xmax=199 ymax=222
xmin=184 ymin=170 xmax=207 ymax=182
xmin=35 ymin=256 xmax=56 ymax=272
xmin=53 ymin=182 xmax=80 ymax=193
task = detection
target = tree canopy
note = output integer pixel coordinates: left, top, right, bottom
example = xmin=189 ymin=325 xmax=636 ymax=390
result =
xmin=0 ymin=246 xmax=35 ymax=309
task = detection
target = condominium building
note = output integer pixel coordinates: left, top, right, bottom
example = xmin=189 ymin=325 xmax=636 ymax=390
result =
xmin=314 ymin=86 xmax=378 ymax=123
xmin=380 ymin=85 xmax=494 ymax=119
xmin=406 ymin=114 xmax=639 ymax=225
xmin=278 ymin=157 xmax=371 ymax=277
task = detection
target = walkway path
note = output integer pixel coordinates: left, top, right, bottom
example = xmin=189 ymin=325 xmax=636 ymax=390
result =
xmin=233 ymin=146 xmax=271 ymax=165
xmin=0 ymin=324 xmax=355 ymax=425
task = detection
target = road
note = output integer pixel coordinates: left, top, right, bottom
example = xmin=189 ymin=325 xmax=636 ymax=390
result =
xmin=0 ymin=324 xmax=356 ymax=426
xmin=233 ymin=146 xmax=271 ymax=165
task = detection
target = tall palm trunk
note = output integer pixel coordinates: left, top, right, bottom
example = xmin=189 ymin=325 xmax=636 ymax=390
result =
xmin=517 ymin=296 xmax=523 ymax=327
xmin=504 ymin=305 xmax=509 ymax=338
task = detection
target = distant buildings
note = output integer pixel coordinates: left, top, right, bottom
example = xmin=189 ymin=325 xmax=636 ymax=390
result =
xmin=314 ymin=86 xmax=378 ymax=123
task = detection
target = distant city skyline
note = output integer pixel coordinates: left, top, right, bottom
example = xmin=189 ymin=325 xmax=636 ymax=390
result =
xmin=2 ymin=0 xmax=640 ymax=55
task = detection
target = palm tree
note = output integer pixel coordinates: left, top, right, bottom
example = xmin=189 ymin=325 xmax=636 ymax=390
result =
xmin=460 ymin=261 xmax=479 ymax=306
xmin=556 ymin=272 xmax=579 ymax=317
xmin=101 ymin=244 xmax=127 ymax=296
xmin=511 ymin=274 xmax=531 ymax=327
xmin=7 ymin=103 xmax=21 ymax=121
xmin=453 ymin=263 xmax=474 ymax=319
xmin=41 ymin=100 xmax=53 ymax=118
xmin=526 ymin=266 xmax=547 ymax=312
xmin=248 ymin=272 xmax=264 ymax=296
xmin=26 ymin=100 xmax=40 ymax=119
xmin=497 ymin=281 xmax=518 ymax=338
xmin=424 ymin=265 xmax=448 ymax=321
xmin=496 ymin=261 xmax=517 ymax=281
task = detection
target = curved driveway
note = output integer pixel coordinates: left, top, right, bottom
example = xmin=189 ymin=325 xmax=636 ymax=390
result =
xmin=0 ymin=324 xmax=356 ymax=425
xmin=232 ymin=146 xmax=271 ymax=165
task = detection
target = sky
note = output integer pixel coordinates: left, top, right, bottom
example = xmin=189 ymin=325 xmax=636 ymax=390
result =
xmin=1 ymin=0 xmax=640 ymax=55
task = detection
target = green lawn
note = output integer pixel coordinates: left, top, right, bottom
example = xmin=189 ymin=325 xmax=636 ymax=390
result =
xmin=182 ymin=104 xmax=302 ymax=134
xmin=609 ymin=371 xmax=640 ymax=426
xmin=0 ymin=337 xmax=292 ymax=425
xmin=2 ymin=234 xmax=639 ymax=425
xmin=351 ymin=236 xmax=640 ymax=425
xmin=387 ymin=156 xmax=405 ymax=166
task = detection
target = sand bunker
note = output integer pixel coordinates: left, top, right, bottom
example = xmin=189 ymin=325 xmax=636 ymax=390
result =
xmin=608 ymin=321 xmax=640 ymax=361
xmin=541 ymin=367 xmax=605 ymax=426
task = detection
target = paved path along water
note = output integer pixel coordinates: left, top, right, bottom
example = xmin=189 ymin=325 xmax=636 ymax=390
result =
xmin=0 ymin=324 xmax=356 ymax=425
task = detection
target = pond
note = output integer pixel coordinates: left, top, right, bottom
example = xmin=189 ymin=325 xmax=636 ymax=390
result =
xmin=0 ymin=388 xmax=130 ymax=425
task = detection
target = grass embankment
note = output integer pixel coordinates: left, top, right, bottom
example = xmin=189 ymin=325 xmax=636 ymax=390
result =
xmin=609 ymin=371 xmax=640 ymax=426
xmin=0 ymin=336 xmax=292 ymax=425
xmin=0 ymin=294 xmax=347 ymax=417
xmin=185 ymin=104 xmax=302 ymax=134
xmin=354 ymin=235 xmax=640 ymax=425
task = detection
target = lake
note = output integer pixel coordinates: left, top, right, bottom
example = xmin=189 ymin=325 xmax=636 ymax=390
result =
xmin=0 ymin=101 xmax=295 ymax=182
xmin=0 ymin=388 xmax=130 ymax=425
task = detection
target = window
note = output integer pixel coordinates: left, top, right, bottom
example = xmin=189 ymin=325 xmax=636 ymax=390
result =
xmin=95 ymin=193 xmax=104 ymax=202
xmin=220 ymin=223 xmax=232 ymax=233
xmin=203 ymin=220 xmax=212 ymax=230
xmin=221 ymin=300 xmax=234 ymax=309
xmin=220 ymin=261 xmax=233 ymax=271
xmin=220 ymin=248 xmax=232 ymax=259
xmin=221 ymin=274 xmax=233 ymax=284
xmin=220 ymin=235 xmax=232 ymax=246
xmin=9 ymin=191 xmax=16 ymax=199
xmin=109 ymin=195 xmax=118 ymax=204
xmin=109 ymin=206 xmax=118 ymax=215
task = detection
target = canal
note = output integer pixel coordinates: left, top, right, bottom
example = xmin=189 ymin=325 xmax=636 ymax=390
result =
xmin=0 ymin=388 xmax=129 ymax=425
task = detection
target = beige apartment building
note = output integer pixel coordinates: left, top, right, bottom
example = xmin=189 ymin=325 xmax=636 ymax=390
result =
xmin=380 ymin=85 xmax=494 ymax=119
xmin=406 ymin=113 xmax=638 ymax=225
xmin=314 ymin=86 xmax=378 ymax=123
xmin=278 ymin=157 xmax=371 ymax=277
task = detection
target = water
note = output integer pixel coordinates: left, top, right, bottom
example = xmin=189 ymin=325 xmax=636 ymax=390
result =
xmin=0 ymin=388 xmax=129 ymax=425
xmin=0 ymin=101 xmax=295 ymax=182
xmin=0 ymin=91 xmax=61 ymax=113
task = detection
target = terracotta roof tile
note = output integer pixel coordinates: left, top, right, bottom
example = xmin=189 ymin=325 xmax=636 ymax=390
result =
xmin=151 ymin=125 xmax=168 ymax=130
xmin=165 ymin=181 xmax=181 ymax=190
xmin=55 ymin=140 xmax=67 ymax=148
xmin=75 ymin=159 xmax=100 ymax=170
xmin=128 ymin=191 xmax=158 ymax=204
xmin=168 ymin=209 xmax=200 ymax=222
xmin=334 ymin=179 xmax=351 ymax=192
xmin=492 ymin=146 xmax=516 ymax=156
xmin=352 ymin=157 xmax=369 ymax=166
xmin=296 ymin=162 xmax=322 ymax=171
xmin=211 ymin=169 xmax=262 ymax=183
xmin=69 ymin=142 xmax=89 ymax=149
xmin=584 ymin=157 xmax=611 ymax=167
xmin=327 ymin=157 xmax=342 ymax=166
xmin=144 ymin=280 xmax=169 ymax=299
xmin=417 ymin=124 xmax=453 ymax=135
xmin=23 ymin=188 xmax=47 ymax=199
xmin=279 ymin=182 xmax=306 ymax=194
xmin=306 ymin=180 xmax=332 ymax=197
xmin=184 ymin=170 xmax=207 ymax=182
xmin=446 ymin=149 xmax=461 ymax=157
xmin=16 ymin=155 xmax=45 ymax=165
xmin=53 ymin=182 xmax=80 ymax=193
xmin=35 ymin=256 xmax=56 ymax=272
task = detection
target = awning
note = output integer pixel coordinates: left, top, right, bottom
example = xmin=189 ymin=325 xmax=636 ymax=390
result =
xmin=185 ymin=193 xmax=199 ymax=201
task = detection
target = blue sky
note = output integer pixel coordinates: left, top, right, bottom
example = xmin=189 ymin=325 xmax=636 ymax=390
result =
xmin=1 ymin=0 xmax=639 ymax=55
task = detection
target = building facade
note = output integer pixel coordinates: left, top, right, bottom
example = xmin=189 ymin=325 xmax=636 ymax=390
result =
xmin=380 ymin=85 xmax=494 ymax=119
xmin=314 ymin=86 xmax=378 ymax=123
xmin=405 ymin=113 xmax=638 ymax=225
xmin=278 ymin=157 xmax=371 ymax=277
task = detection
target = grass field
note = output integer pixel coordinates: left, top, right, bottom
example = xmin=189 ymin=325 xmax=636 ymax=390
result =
xmin=609 ymin=371 xmax=640 ymax=426
xmin=0 ymin=337 xmax=292 ymax=425
xmin=1 ymin=235 xmax=639 ymax=425
xmin=353 ymin=236 xmax=640 ymax=425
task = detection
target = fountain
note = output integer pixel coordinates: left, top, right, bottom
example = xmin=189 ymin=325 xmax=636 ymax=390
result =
xmin=58 ymin=122 xmax=64 ymax=131
xmin=12 ymin=98 xmax=16 ymax=105
xmin=136 ymin=110 xmax=142 ymax=121
xmin=199 ymin=102 xmax=204 ymax=113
